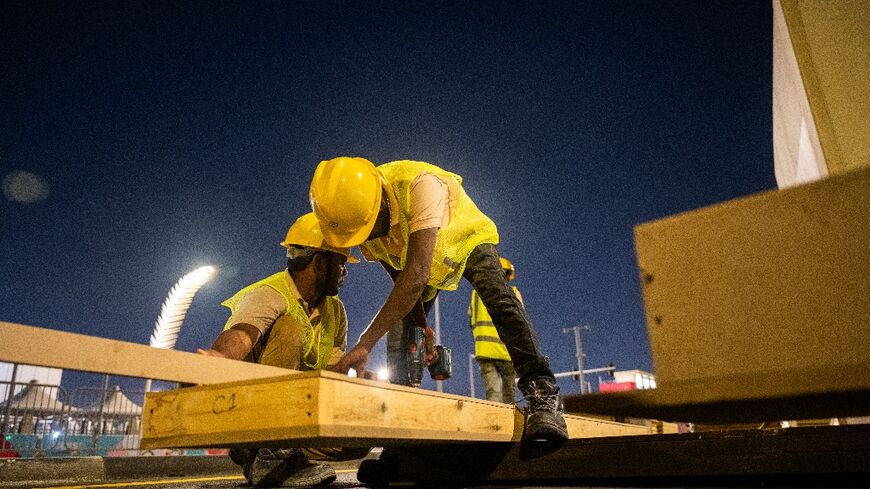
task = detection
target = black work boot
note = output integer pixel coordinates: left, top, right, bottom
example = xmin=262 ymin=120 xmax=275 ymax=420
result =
xmin=520 ymin=377 xmax=568 ymax=442
xmin=228 ymin=447 xmax=257 ymax=482
xmin=247 ymin=447 xmax=336 ymax=487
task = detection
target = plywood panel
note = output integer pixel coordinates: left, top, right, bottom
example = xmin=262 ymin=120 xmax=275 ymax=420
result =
xmin=141 ymin=370 xmax=653 ymax=449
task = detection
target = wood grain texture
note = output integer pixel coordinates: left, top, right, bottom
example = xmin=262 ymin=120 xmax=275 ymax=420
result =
xmin=141 ymin=370 xmax=653 ymax=449
xmin=0 ymin=321 xmax=294 ymax=383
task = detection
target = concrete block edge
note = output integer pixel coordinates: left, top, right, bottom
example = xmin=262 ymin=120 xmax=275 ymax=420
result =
xmin=0 ymin=455 xmax=240 ymax=486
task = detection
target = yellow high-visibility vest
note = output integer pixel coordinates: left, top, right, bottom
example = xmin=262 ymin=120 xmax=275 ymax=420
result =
xmin=469 ymin=287 xmax=523 ymax=361
xmin=360 ymin=160 xmax=500 ymax=292
xmin=221 ymin=271 xmax=342 ymax=370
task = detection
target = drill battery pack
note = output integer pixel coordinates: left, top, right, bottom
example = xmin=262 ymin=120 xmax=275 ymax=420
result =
xmin=428 ymin=345 xmax=452 ymax=381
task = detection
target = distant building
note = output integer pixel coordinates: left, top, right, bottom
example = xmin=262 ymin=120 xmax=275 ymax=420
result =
xmin=599 ymin=369 xmax=656 ymax=393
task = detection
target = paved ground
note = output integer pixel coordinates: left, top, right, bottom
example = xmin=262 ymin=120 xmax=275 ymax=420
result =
xmin=26 ymin=468 xmax=367 ymax=489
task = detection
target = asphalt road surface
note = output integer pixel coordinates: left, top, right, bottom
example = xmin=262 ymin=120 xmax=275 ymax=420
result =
xmin=29 ymin=469 xmax=365 ymax=489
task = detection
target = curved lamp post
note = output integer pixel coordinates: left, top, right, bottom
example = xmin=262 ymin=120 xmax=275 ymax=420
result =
xmin=145 ymin=265 xmax=216 ymax=392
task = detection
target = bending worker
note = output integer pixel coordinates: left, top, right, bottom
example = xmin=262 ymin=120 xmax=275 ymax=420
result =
xmin=309 ymin=157 xmax=567 ymax=443
xmin=198 ymin=213 xmax=368 ymax=487
xmin=470 ymin=256 xmax=522 ymax=405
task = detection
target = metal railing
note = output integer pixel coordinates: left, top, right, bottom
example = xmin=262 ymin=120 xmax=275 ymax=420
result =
xmin=0 ymin=378 xmax=144 ymax=457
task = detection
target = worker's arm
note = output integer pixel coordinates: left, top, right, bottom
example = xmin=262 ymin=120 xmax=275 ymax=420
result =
xmin=330 ymin=227 xmax=438 ymax=374
xmin=196 ymin=286 xmax=281 ymax=360
xmin=326 ymin=301 xmax=349 ymax=368
xmin=380 ymin=261 xmax=438 ymax=365
xmin=196 ymin=323 xmax=261 ymax=360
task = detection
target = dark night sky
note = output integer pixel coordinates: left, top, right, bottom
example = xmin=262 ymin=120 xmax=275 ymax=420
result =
xmin=1 ymin=1 xmax=775 ymax=397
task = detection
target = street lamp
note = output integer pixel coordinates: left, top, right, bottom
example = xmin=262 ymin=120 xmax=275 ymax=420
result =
xmin=145 ymin=265 xmax=217 ymax=392
xmin=377 ymin=368 xmax=390 ymax=381
xmin=563 ymin=325 xmax=591 ymax=394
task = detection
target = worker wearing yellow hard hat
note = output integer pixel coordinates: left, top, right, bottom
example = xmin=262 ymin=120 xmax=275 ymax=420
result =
xmin=310 ymin=157 xmax=567 ymax=443
xmin=280 ymin=212 xmax=360 ymax=264
xmin=197 ymin=212 xmax=367 ymax=486
xmin=469 ymin=256 xmax=522 ymax=404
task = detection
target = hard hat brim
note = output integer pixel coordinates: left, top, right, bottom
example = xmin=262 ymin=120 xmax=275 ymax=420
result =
xmin=320 ymin=217 xmax=377 ymax=248
xmin=281 ymin=241 xmax=361 ymax=263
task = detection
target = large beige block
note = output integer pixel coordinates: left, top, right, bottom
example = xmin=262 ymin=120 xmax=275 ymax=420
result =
xmin=774 ymin=0 xmax=870 ymax=188
xmin=635 ymin=166 xmax=870 ymax=399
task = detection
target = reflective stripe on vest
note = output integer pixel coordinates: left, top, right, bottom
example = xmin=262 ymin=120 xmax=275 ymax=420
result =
xmin=469 ymin=288 xmax=519 ymax=361
xmin=360 ymin=160 xmax=500 ymax=292
xmin=221 ymin=270 xmax=340 ymax=370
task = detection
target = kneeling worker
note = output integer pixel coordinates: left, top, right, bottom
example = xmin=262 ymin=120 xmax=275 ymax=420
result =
xmin=198 ymin=212 xmax=368 ymax=487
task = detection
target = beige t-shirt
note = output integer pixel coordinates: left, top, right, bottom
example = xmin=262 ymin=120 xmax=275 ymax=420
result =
xmin=364 ymin=172 xmax=455 ymax=262
xmin=227 ymin=273 xmax=346 ymax=368
xmin=407 ymin=172 xmax=452 ymax=232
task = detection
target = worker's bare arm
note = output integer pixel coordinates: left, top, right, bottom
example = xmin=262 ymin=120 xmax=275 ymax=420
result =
xmin=380 ymin=260 xmax=430 ymax=331
xmin=196 ymin=323 xmax=260 ymax=360
xmin=329 ymin=229 xmax=438 ymax=375
xmin=380 ymin=260 xmax=400 ymax=281
xmin=359 ymin=227 xmax=437 ymax=350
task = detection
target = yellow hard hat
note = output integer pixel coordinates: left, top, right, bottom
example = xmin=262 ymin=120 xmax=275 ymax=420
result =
xmin=281 ymin=212 xmax=359 ymax=263
xmin=309 ymin=156 xmax=382 ymax=248
xmin=499 ymin=257 xmax=516 ymax=281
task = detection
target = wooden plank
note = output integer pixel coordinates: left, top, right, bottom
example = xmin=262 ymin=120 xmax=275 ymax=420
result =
xmin=564 ymin=381 xmax=870 ymax=423
xmin=632 ymin=167 xmax=870 ymax=407
xmin=360 ymin=425 xmax=870 ymax=486
xmin=0 ymin=321 xmax=293 ymax=384
xmin=141 ymin=370 xmax=654 ymax=449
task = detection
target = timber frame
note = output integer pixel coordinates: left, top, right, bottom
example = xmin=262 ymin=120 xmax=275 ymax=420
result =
xmin=141 ymin=370 xmax=655 ymax=449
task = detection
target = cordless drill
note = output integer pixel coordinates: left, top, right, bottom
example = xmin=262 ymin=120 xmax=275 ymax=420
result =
xmin=403 ymin=323 xmax=452 ymax=387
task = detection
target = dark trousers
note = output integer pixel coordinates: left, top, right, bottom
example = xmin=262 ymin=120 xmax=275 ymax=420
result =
xmin=463 ymin=244 xmax=554 ymax=386
xmin=387 ymin=243 xmax=555 ymax=389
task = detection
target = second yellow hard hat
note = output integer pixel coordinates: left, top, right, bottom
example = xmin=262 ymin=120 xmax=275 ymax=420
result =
xmin=281 ymin=212 xmax=359 ymax=263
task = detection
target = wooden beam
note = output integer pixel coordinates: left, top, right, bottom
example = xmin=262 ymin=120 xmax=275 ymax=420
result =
xmin=360 ymin=425 xmax=870 ymax=486
xmin=141 ymin=370 xmax=654 ymax=449
xmin=0 ymin=321 xmax=293 ymax=384
xmin=564 ymin=382 xmax=870 ymax=423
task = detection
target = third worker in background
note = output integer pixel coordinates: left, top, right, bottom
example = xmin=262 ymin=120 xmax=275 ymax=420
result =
xmin=470 ymin=256 xmax=521 ymax=405
xmin=309 ymin=157 xmax=567 ymax=443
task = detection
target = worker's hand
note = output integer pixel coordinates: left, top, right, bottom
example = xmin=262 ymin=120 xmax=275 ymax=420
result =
xmin=423 ymin=327 xmax=438 ymax=366
xmin=329 ymin=343 xmax=370 ymax=376
xmin=196 ymin=348 xmax=227 ymax=358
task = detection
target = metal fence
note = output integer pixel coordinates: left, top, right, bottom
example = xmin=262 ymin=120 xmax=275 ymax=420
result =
xmin=0 ymin=378 xmax=145 ymax=457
